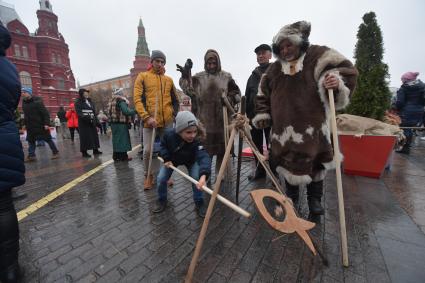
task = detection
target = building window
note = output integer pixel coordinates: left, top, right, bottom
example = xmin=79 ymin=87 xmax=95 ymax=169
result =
xmin=19 ymin=71 xmax=32 ymax=88
xmin=57 ymin=77 xmax=65 ymax=90
xmin=52 ymin=53 xmax=56 ymax=63
xmin=22 ymin=46 xmax=29 ymax=58
xmin=14 ymin=44 xmax=20 ymax=57
xmin=57 ymin=55 xmax=62 ymax=64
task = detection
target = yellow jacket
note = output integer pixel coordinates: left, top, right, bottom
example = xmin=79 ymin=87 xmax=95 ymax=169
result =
xmin=133 ymin=69 xmax=179 ymax=128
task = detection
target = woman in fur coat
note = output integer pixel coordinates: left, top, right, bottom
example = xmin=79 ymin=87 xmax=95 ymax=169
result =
xmin=253 ymin=21 xmax=358 ymax=217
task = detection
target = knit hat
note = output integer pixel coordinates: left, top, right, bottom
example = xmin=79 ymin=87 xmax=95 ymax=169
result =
xmin=254 ymin=44 xmax=272 ymax=54
xmin=401 ymin=72 xmax=419 ymax=83
xmin=272 ymin=21 xmax=311 ymax=47
xmin=151 ymin=50 xmax=166 ymax=64
xmin=21 ymin=87 xmax=32 ymax=95
xmin=175 ymin=111 xmax=198 ymax=133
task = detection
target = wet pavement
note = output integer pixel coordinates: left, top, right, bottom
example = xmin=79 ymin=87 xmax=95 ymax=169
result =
xmin=14 ymin=130 xmax=425 ymax=282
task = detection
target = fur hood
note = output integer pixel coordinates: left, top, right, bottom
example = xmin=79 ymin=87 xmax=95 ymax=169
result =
xmin=204 ymin=49 xmax=222 ymax=73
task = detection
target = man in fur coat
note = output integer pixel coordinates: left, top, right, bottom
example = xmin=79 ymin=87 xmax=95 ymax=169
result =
xmin=253 ymin=21 xmax=358 ymax=216
xmin=178 ymin=49 xmax=241 ymax=177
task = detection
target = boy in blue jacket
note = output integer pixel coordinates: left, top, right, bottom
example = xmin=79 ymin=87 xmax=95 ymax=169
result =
xmin=152 ymin=111 xmax=211 ymax=217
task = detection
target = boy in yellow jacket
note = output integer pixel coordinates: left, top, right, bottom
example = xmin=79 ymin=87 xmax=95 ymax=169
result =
xmin=133 ymin=50 xmax=179 ymax=189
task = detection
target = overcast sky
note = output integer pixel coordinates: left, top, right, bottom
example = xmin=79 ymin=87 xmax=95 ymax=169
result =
xmin=9 ymin=0 xmax=425 ymax=90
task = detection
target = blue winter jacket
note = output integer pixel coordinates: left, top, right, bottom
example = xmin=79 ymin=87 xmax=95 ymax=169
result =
xmin=0 ymin=25 xmax=25 ymax=191
xmin=396 ymin=80 xmax=425 ymax=123
xmin=160 ymin=128 xmax=211 ymax=178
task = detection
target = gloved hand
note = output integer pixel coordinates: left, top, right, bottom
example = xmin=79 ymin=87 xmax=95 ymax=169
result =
xmin=176 ymin=58 xmax=193 ymax=79
xmin=255 ymin=118 xmax=271 ymax=129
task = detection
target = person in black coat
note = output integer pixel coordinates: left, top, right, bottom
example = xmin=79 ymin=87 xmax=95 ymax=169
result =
xmin=396 ymin=72 xmax=425 ymax=154
xmin=74 ymin=89 xmax=102 ymax=157
xmin=245 ymin=44 xmax=272 ymax=180
xmin=21 ymin=87 xmax=59 ymax=161
xmin=0 ymin=22 xmax=25 ymax=283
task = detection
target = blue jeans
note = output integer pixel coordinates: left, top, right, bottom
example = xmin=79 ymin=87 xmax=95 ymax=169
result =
xmin=157 ymin=162 xmax=204 ymax=204
xmin=28 ymin=138 xmax=58 ymax=157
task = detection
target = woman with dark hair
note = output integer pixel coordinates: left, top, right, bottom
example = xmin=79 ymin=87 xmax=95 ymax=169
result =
xmin=0 ymin=23 xmax=26 ymax=283
xmin=74 ymin=88 xmax=102 ymax=157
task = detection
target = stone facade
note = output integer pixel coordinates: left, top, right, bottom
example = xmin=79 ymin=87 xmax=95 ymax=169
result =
xmin=1 ymin=0 xmax=77 ymax=117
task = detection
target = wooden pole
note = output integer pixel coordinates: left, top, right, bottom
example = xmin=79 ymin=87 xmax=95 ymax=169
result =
xmin=146 ymin=90 xmax=159 ymax=184
xmin=157 ymin=157 xmax=251 ymax=218
xmin=185 ymin=128 xmax=237 ymax=283
xmin=328 ymin=89 xmax=349 ymax=267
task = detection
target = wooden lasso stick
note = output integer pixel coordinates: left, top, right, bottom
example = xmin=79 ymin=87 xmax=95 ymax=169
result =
xmin=157 ymin=157 xmax=251 ymax=218
xmin=328 ymin=88 xmax=349 ymax=267
xmin=185 ymin=128 xmax=237 ymax=282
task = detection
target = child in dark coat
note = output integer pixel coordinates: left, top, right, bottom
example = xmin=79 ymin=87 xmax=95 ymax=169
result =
xmin=152 ymin=111 xmax=211 ymax=217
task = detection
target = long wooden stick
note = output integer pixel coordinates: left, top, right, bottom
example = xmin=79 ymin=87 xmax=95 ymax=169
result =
xmin=147 ymin=90 xmax=160 ymax=180
xmin=328 ymin=88 xmax=349 ymax=267
xmin=185 ymin=128 xmax=237 ymax=283
xmin=157 ymin=157 xmax=251 ymax=218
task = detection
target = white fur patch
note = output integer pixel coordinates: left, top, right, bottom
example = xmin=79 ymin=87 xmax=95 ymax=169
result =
xmin=334 ymin=76 xmax=351 ymax=110
xmin=322 ymin=151 xmax=344 ymax=170
xmin=321 ymin=122 xmax=331 ymax=144
xmin=252 ymin=113 xmax=271 ymax=129
xmin=280 ymin=53 xmax=305 ymax=75
xmin=276 ymin=166 xmax=312 ymax=185
xmin=272 ymin=126 xmax=304 ymax=147
xmin=305 ymin=126 xmax=314 ymax=136
xmin=314 ymin=49 xmax=347 ymax=81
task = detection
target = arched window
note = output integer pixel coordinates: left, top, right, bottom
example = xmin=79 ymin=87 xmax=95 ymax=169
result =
xmin=52 ymin=53 xmax=56 ymax=63
xmin=57 ymin=77 xmax=65 ymax=90
xmin=19 ymin=71 xmax=32 ymax=88
xmin=22 ymin=46 xmax=29 ymax=58
xmin=14 ymin=44 xmax=20 ymax=57
xmin=57 ymin=55 xmax=62 ymax=64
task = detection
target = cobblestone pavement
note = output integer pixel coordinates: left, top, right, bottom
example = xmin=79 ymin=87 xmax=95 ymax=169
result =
xmin=14 ymin=131 xmax=425 ymax=282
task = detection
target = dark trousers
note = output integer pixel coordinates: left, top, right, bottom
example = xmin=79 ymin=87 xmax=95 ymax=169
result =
xmin=69 ymin=127 xmax=79 ymax=141
xmin=0 ymin=189 xmax=19 ymax=272
xmin=28 ymin=137 xmax=58 ymax=157
xmin=251 ymin=126 xmax=271 ymax=170
xmin=100 ymin=122 xmax=107 ymax=135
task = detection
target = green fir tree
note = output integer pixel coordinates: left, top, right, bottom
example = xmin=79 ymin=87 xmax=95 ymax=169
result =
xmin=346 ymin=11 xmax=392 ymax=120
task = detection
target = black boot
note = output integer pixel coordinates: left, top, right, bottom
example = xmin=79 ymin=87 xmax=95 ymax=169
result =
xmin=82 ymin=151 xmax=91 ymax=158
xmin=93 ymin=149 xmax=102 ymax=155
xmin=195 ymin=201 xmax=207 ymax=218
xmin=152 ymin=200 xmax=167 ymax=213
xmin=248 ymin=165 xmax=266 ymax=181
xmin=307 ymin=181 xmax=324 ymax=215
xmin=0 ymin=262 xmax=21 ymax=283
xmin=284 ymin=180 xmax=299 ymax=207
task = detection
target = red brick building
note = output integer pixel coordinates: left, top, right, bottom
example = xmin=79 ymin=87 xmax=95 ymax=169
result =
xmin=0 ymin=0 xmax=77 ymax=117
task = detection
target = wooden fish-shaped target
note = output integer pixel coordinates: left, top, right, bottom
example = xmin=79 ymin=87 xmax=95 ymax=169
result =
xmin=250 ymin=189 xmax=317 ymax=255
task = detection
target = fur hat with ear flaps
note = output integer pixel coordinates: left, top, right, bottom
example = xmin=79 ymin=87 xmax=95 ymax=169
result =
xmin=272 ymin=21 xmax=311 ymax=56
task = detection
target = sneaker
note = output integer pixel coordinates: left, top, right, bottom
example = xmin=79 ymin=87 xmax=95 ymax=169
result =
xmin=195 ymin=202 xmax=207 ymax=218
xmin=420 ymin=137 xmax=425 ymax=141
xmin=51 ymin=152 xmax=59 ymax=159
xmin=25 ymin=156 xmax=37 ymax=162
xmin=152 ymin=200 xmax=167 ymax=213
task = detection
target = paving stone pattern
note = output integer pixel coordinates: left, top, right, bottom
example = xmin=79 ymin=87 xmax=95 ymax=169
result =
xmin=15 ymin=132 xmax=425 ymax=282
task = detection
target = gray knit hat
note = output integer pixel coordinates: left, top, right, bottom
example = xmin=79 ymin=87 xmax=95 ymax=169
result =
xmin=151 ymin=50 xmax=166 ymax=64
xmin=175 ymin=111 xmax=198 ymax=133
